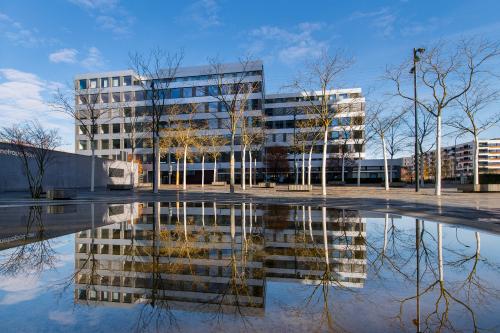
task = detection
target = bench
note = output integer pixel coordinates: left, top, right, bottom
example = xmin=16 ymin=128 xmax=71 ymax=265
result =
xmin=211 ymin=181 xmax=227 ymax=186
xmin=107 ymin=184 xmax=133 ymax=190
xmin=288 ymin=184 xmax=312 ymax=192
xmin=257 ymin=182 xmax=276 ymax=188
xmin=380 ymin=182 xmax=407 ymax=188
xmin=46 ymin=188 xmax=76 ymax=200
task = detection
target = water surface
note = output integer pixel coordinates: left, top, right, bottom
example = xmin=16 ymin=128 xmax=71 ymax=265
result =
xmin=0 ymin=202 xmax=499 ymax=332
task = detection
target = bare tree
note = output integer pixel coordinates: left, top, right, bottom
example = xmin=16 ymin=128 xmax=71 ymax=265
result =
xmin=292 ymin=51 xmax=354 ymax=195
xmin=207 ymin=134 xmax=229 ymax=184
xmin=369 ymin=103 xmax=404 ymax=190
xmin=402 ymin=105 xmax=437 ymax=186
xmin=0 ymin=121 xmax=61 ymax=198
xmin=446 ymin=82 xmax=500 ymax=185
xmin=385 ymin=115 xmax=407 ymax=183
xmin=52 ymin=86 xmax=108 ymax=192
xmin=129 ymin=48 xmax=183 ymax=193
xmin=240 ymin=115 xmax=264 ymax=189
xmin=207 ymin=57 xmax=261 ymax=193
xmin=119 ymin=102 xmax=148 ymax=186
xmin=169 ymin=104 xmax=199 ymax=190
xmin=386 ymin=38 xmax=500 ymax=195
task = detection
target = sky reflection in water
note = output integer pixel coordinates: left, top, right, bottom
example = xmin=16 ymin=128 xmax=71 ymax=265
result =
xmin=0 ymin=202 xmax=498 ymax=333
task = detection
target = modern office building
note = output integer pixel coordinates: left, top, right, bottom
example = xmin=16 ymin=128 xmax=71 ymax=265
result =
xmin=74 ymin=61 xmax=365 ymax=184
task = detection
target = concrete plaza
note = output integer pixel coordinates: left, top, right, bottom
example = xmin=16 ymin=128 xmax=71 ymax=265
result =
xmin=1 ymin=184 xmax=500 ymax=234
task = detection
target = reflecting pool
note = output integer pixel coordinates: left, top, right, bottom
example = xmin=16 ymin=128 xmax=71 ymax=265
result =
xmin=0 ymin=202 xmax=499 ymax=332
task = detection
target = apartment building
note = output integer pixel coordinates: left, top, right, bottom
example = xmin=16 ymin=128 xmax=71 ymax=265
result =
xmin=74 ymin=62 xmax=365 ymax=184
xmin=402 ymin=138 xmax=500 ymax=181
xmin=74 ymin=203 xmax=367 ymax=310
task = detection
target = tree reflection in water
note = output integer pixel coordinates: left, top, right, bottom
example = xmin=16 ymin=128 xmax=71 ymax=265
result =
xmin=66 ymin=201 xmax=500 ymax=332
xmin=0 ymin=206 xmax=56 ymax=276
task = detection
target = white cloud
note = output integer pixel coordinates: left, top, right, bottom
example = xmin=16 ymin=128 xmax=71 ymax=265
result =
xmin=349 ymin=8 xmax=396 ymax=37
xmin=49 ymin=48 xmax=79 ymax=64
xmin=0 ymin=11 xmax=56 ymax=47
xmin=96 ymin=15 xmax=133 ymax=36
xmin=247 ymin=22 xmax=328 ymax=64
xmin=0 ymin=68 xmax=74 ymax=150
xmin=182 ymin=0 xmax=221 ymax=29
xmin=67 ymin=0 xmax=134 ymax=37
xmin=81 ymin=46 xmax=105 ymax=70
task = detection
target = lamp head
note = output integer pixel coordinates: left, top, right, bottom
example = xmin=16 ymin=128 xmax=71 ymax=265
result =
xmin=417 ymin=48 xmax=425 ymax=54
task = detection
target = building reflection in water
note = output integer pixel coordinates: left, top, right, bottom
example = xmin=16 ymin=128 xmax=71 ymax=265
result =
xmin=73 ymin=202 xmax=367 ymax=317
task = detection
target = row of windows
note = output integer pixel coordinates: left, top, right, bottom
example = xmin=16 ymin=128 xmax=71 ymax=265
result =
xmin=78 ymin=76 xmax=133 ymax=90
xmin=145 ymin=70 xmax=263 ymax=86
xmin=265 ymin=92 xmax=361 ymax=104
xmin=264 ymin=104 xmax=364 ymax=117
xmin=77 ymin=71 xmax=263 ymax=91
xmin=76 ymin=83 xmax=262 ymax=105
xmin=265 ymin=117 xmax=360 ymax=129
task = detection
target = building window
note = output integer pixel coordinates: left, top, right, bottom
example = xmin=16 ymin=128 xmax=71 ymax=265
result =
xmin=101 ymin=139 xmax=109 ymax=149
xmin=112 ymin=77 xmax=120 ymax=87
xmin=123 ymin=107 xmax=132 ymax=117
xmin=89 ymin=78 xmax=98 ymax=89
xmin=101 ymin=124 xmax=109 ymax=134
xmin=101 ymin=78 xmax=109 ymax=88
xmin=113 ymin=123 xmax=121 ymax=133
xmin=124 ymin=139 xmax=132 ymax=149
xmin=208 ymin=85 xmax=218 ymax=96
xmin=112 ymin=139 xmax=121 ymax=149
xmin=208 ymin=118 xmax=217 ymax=129
xmin=79 ymin=140 xmax=88 ymax=150
xmin=123 ymin=76 xmax=132 ymax=86
xmin=112 ymin=92 xmax=121 ymax=103
xmin=182 ymin=87 xmax=193 ymax=98
xmin=79 ymin=79 xmax=87 ymax=90
xmin=123 ymin=92 xmax=132 ymax=102
xmin=170 ymin=88 xmax=181 ymax=99
xmin=195 ymin=86 xmax=205 ymax=97
xmin=282 ymin=133 xmax=286 ymax=142
xmin=100 ymin=93 xmax=109 ymax=103
xmin=331 ymin=131 xmax=340 ymax=140
xmin=208 ymin=102 xmax=218 ymax=112
xmin=135 ymin=91 xmax=145 ymax=101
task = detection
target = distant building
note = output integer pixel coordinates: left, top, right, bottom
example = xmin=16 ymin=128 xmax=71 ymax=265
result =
xmin=401 ymin=139 xmax=500 ymax=182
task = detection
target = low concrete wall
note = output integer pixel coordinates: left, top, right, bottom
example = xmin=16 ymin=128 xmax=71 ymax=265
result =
xmin=0 ymin=143 xmax=138 ymax=192
xmin=457 ymin=184 xmax=500 ymax=193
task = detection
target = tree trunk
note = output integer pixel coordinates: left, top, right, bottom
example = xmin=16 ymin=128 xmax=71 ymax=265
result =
xmin=308 ymin=145 xmax=313 ymax=186
xmin=437 ymin=223 xmax=443 ymax=281
xmin=322 ymin=128 xmax=328 ymax=196
xmin=389 ymin=158 xmax=393 ymax=183
xmin=382 ymin=136 xmax=389 ymax=191
xmin=230 ymin=133 xmax=235 ymax=193
xmin=91 ymin=145 xmax=95 ymax=192
xmin=241 ymin=145 xmax=246 ymax=190
xmin=302 ymin=152 xmax=305 ymax=185
xmin=153 ymin=136 xmax=160 ymax=193
xmin=213 ymin=157 xmax=217 ymax=183
xmin=176 ymin=158 xmax=180 ymax=186
xmin=183 ymin=145 xmax=187 ymax=190
xmin=201 ymin=154 xmax=205 ymax=188
xmin=249 ymin=150 xmax=253 ymax=188
xmin=357 ymin=155 xmax=361 ymax=186
xmin=473 ymin=136 xmax=479 ymax=185
xmin=435 ymin=114 xmax=442 ymax=196
xmin=341 ymin=156 xmax=345 ymax=183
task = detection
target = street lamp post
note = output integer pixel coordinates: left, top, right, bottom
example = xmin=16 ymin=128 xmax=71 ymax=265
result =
xmin=411 ymin=48 xmax=425 ymax=192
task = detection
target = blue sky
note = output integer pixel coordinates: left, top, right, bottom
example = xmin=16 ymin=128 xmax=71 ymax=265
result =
xmin=1 ymin=0 xmax=499 ymax=153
